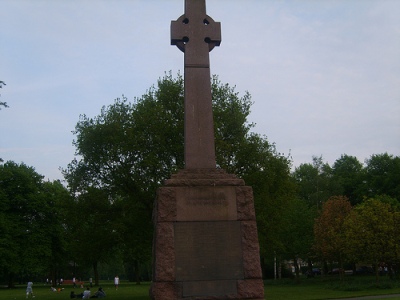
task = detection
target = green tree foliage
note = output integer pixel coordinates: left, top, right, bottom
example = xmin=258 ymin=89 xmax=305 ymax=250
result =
xmin=41 ymin=180 xmax=71 ymax=286
xmin=65 ymin=187 xmax=120 ymax=285
xmin=344 ymin=197 xmax=400 ymax=280
xmin=292 ymin=156 xmax=341 ymax=208
xmin=294 ymin=153 xmax=400 ymax=210
xmin=294 ymin=152 xmax=400 ymax=279
xmin=314 ymin=196 xmax=352 ymax=275
xmin=364 ymin=153 xmax=400 ymax=201
xmin=63 ymin=72 xmax=294 ymax=276
xmin=332 ymin=154 xmax=364 ymax=205
xmin=280 ymin=197 xmax=316 ymax=281
xmin=0 ymin=161 xmax=69 ymax=287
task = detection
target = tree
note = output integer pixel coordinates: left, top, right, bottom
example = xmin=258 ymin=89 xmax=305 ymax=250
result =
xmin=63 ymin=72 xmax=294 ymax=277
xmin=65 ymin=188 xmax=120 ymax=286
xmin=314 ymin=196 xmax=352 ymax=277
xmin=280 ymin=197 xmax=316 ymax=282
xmin=332 ymin=154 xmax=364 ymax=205
xmin=0 ymin=161 xmax=68 ymax=287
xmin=292 ymin=156 xmax=341 ymax=208
xmin=364 ymin=153 xmax=400 ymax=201
xmin=344 ymin=197 xmax=399 ymax=282
xmin=40 ymin=180 xmax=71 ymax=286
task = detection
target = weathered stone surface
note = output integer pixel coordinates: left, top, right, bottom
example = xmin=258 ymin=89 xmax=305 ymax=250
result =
xmin=241 ymin=221 xmax=263 ymax=279
xmin=156 ymin=187 xmax=177 ymax=222
xmin=153 ymin=222 xmax=175 ymax=281
xmin=236 ymin=186 xmax=256 ymax=221
xmin=237 ymin=279 xmax=265 ymax=299
xmin=170 ymin=0 xmax=221 ymax=169
xmin=150 ymin=282 xmax=181 ymax=300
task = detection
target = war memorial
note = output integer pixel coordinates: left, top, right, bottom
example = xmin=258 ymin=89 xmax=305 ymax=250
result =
xmin=150 ymin=1 xmax=264 ymax=299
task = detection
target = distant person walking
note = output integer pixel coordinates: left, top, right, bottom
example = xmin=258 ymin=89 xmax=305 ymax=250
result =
xmin=114 ymin=276 xmax=119 ymax=290
xmin=73 ymin=277 xmax=77 ymax=288
xmin=26 ymin=281 xmax=34 ymax=298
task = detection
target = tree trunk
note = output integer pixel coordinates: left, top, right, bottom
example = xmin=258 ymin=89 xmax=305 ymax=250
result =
xmin=134 ymin=260 xmax=141 ymax=285
xmin=7 ymin=272 xmax=15 ymax=288
xmin=323 ymin=260 xmax=328 ymax=276
xmin=339 ymin=257 xmax=344 ymax=282
xmin=307 ymin=258 xmax=313 ymax=274
xmin=294 ymin=256 xmax=300 ymax=283
xmin=51 ymin=268 xmax=57 ymax=287
xmin=375 ymin=263 xmax=380 ymax=284
xmin=278 ymin=260 xmax=282 ymax=279
xmin=93 ymin=261 xmax=99 ymax=286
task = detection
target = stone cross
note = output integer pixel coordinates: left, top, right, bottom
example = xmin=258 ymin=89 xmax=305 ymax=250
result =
xmin=171 ymin=0 xmax=221 ymax=169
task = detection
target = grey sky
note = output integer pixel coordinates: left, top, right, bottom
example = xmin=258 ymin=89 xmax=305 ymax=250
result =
xmin=1 ymin=0 xmax=399 ymax=181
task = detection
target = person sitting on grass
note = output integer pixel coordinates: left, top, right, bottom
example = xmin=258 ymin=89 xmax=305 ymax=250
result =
xmin=90 ymin=287 xmax=106 ymax=298
xmin=83 ymin=287 xmax=91 ymax=299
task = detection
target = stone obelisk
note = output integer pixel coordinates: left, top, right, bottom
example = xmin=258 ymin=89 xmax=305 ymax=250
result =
xmin=150 ymin=1 xmax=264 ymax=299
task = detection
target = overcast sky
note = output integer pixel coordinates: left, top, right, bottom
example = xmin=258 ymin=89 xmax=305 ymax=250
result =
xmin=1 ymin=0 xmax=399 ymax=181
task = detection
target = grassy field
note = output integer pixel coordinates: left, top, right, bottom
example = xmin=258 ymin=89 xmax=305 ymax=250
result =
xmin=1 ymin=276 xmax=400 ymax=300
xmin=264 ymin=276 xmax=400 ymax=300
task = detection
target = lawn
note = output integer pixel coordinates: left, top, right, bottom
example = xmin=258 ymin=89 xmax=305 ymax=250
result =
xmin=1 ymin=276 xmax=400 ymax=300
xmin=265 ymin=276 xmax=400 ymax=300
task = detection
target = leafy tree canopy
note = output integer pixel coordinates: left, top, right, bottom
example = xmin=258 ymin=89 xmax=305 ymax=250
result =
xmin=63 ymin=72 xmax=294 ymax=262
xmin=344 ymin=197 xmax=399 ymax=278
xmin=293 ymin=153 xmax=400 ymax=207
xmin=0 ymin=161 xmax=69 ymax=287
xmin=313 ymin=195 xmax=352 ymax=267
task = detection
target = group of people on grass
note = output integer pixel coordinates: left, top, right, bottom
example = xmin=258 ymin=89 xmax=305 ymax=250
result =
xmin=70 ymin=287 xmax=106 ymax=298
xmin=25 ymin=275 xmax=120 ymax=299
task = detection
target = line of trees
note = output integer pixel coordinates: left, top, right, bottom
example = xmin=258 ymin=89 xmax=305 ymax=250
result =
xmin=269 ymin=153 xmax=400 ymax=281
xmin=1 ymin=73 xmax=399 ymax=287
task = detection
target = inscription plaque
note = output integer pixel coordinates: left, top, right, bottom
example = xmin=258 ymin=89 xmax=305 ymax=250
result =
xmin=176 ymin=186 xmax=237 ymax=221
xmin=175 ymin=221 xmax=244 ymax=281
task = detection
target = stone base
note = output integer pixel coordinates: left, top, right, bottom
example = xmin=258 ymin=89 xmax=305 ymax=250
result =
xmin=150 ymin=169 xmax=264 ymax=300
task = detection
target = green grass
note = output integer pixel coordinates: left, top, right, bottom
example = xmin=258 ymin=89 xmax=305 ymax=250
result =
xmin=265 ymin=276 xmax=400 ymax=300
xmin=1 ymin=276 xmax=400 ymax=300
xmin=0 ymin=282 xmax=150 ymax=300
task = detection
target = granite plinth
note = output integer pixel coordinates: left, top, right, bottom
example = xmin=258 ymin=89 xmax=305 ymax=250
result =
xmin=150 ymin=169 xmax=264 ymax=300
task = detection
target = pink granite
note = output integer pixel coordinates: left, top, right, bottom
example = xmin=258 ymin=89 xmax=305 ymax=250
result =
xmin=153 ymin=222 xmax=175 ymax=282
xmin=236 ymin=186 xmax=256 ymax=221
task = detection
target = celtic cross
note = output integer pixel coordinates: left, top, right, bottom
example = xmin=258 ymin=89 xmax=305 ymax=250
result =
xmin=171 ymin=0 xmax=221 ymax=169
